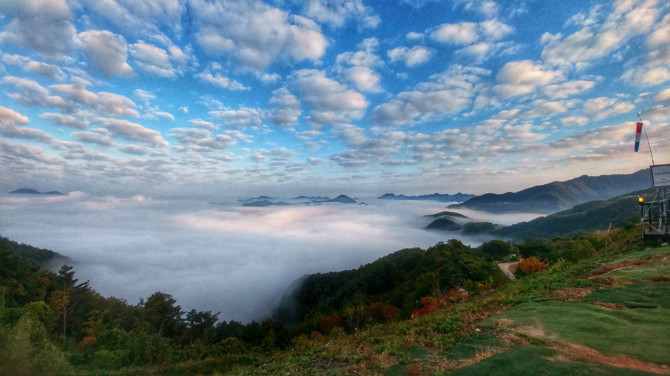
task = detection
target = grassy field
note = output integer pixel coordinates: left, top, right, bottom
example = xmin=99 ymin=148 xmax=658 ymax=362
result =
xmin=486 ymin=301 xmax=670 ymax=365
xmin=465 ymin=242 xmax=670 ymax=375
xmin=584 ymin=282 xmax=670 ymax=308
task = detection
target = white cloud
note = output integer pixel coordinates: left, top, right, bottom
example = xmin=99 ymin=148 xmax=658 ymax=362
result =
xmin=544 ymin=80 xmax=596 ymax=99
xmin=50 ymin=79 xmax=139 ymax=117
xmin=406 ymin=31 xmax=424 ymax=40
xmin=520 ymin=100 xmax=568 ymax=120
xmin=210 ymin=108 xmax=263 ymax=129
xmin=330 ymin=130 xmax=406 ymax=167
xmin=335 ymin=38 xmax=384 ymax=92
xmin=301 ymin=0 xmax=380 ymax=29
xmin=454 ymin=0 xmax=499 ymax=18
xmin=503 ymin=123 xmax=546 ymax=143
xmin=0 ymin=138 xmax=61 ymax=165
xmin=196 ymin=71 xmax=249 ymax=91
xmin=388 ymin=46 xmax=432 ymax=67
xmin=0 ymin=105 xmax=29 ymax=126
xmin=0 ymin=105 xmax=55 ymax=144
xmin=82 ymin=0 xmax=187 ymax=46
xmin=479 ymin=18 xmax=513 ymax=40
xmin=40 ymin=112 xmax=87 ymax=129
xmin=429 ymin=18 xmax=514 ymax=63
xmin=2 ymin=54 xmax=68 ymax=81
xmin=584 ymin=97 xmax=635 ymax=119
xmin=76 ymin=30 xmax=134 ymax=77
xmin=95 ymin=117 xmax=168 ymax=147
xmin=371 ymin=65 xmax=488 ymax=126
xmin=542 ymin=0 xmax=660 ymax=67
xmin=291 ymin=69 xmax=368 ymax=125
xmin=497 ymin=60 xmax=559 ymax=86
xmin=268 ymin=88 xmax=301 ymax=129
xmin=493 ymin=60 xmax=561 ymax=99
xmin=2 ymin=77 xmax=77 ymax=113
xmin=191 ymin=0 xmax=327 ymax=71
xmin=621 ymin=66 xmax=670 ymax=86
xmin=170 ymin=128 xmax=246 ymax=152
xmin=189 ymin=119 xmax=219 ymax=131
xmin=73 ymin=128 xmax=114 ymax=146
xmin=561 ymin=116 xmax=589 ymax=127
xmin=131 ymin=41 xmax=176 ymax=77
xmin=344 ymin=66 xmax=383 ymax=93
xmin=336 ymin=38 xmax=383 ymax=68
xmin=654 ymin=87 xmax=670 ymax=103
xmin=430 ymin=22 xmax=478 ymax=45
xmin=0 ymin=0 xmax=76 ymax=60
xmin=118 ymin=144 xmax=150 ymax=155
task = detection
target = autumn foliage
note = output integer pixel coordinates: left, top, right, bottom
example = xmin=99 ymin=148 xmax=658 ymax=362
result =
xmin=518 ymin=256 xmax=547 ymax=275
xmin=411 ymin=288 xmax=468 ymax=317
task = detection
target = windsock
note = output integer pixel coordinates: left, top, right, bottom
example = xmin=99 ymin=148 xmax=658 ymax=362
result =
xmin=634 ymin=122 xmax=643 ymax=152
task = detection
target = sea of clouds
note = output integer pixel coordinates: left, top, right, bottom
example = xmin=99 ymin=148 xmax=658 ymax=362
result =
xmin=0 ymin=192 xmax=541 ymax=322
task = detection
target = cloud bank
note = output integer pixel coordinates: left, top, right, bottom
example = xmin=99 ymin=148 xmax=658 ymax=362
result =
xmin=0 ymin=193 xmax=531 ymax=322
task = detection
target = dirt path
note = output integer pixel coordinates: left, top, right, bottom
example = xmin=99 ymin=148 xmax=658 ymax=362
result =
xmin=504 ymin=325 xmax=670 ymax=375
xmin=498 ymin=262 xmax=518 ymax=281
xmin=553 ymin=342 xmax=670 ymax=374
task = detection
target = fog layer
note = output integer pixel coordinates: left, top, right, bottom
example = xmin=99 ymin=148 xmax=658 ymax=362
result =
xmin=0 ymin=193 xmax=540 ymax=322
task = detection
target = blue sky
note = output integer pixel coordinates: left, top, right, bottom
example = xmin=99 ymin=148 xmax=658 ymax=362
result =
xmin=1 ymin=0 xmax=669 ymax=197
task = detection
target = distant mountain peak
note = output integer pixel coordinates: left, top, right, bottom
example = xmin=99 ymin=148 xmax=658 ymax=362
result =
xmin=328 ymin=195 xmax=357 ymax=204
xmin=9 ymin=188 xmax=64 ymax=195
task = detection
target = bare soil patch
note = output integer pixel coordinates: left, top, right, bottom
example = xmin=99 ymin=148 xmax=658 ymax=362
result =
xmin=590 ymin=260 xmax=648 ymax=276
xmin=554 ymin=342 xmax=670 ymax=375
xmin=551 ymin=287 xmax=593 ymax=301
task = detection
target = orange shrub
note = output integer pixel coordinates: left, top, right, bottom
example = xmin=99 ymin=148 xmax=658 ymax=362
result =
xmin=518 ymin=256 xmax=547 ymax=275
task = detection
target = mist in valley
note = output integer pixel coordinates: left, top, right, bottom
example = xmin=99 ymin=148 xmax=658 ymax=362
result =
xmin=0 ymin=192 xmax=542 ymax=322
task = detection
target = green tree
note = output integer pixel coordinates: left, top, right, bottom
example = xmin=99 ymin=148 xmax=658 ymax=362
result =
xmin=185 ymin=309 xmax=219 ymax=345
xmin=48 ymin=265 xmax=95 ymax=338
xmin=141 ymin=292 xmax=184 ymax=338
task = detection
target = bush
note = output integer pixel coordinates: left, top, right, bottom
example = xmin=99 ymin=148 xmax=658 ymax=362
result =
xmin=564 ymin=239 xmax=596 ymax=261
xmin=127 ymin=333 xmax=182 ymax=365
xmin=92 ymin=349 xmax=126 ymax=369
xmin=517 ymin=257 xmax=547 ymax=277
xmin=365 ymin=302 xmax=400 ymax=324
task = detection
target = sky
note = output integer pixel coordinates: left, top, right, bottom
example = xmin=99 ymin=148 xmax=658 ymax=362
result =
xmin=1 ymin=0 xmax=670 ymax=198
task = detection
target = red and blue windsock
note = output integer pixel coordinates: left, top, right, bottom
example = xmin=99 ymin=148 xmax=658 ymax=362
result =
xmin=634 ymin=122 xmax=643 ymax=152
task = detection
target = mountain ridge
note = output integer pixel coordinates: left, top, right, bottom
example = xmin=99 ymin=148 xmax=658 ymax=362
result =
xmin=448 ymin=169 xmax=650 ymax=214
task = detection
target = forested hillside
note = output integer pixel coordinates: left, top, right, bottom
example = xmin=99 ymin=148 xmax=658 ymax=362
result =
xmin=273 ymin=240 xmax=509 ymax=329
xmin=493 ymin=190 xmax=651 ymax=240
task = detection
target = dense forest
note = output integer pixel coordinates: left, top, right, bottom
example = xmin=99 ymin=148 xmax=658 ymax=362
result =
xmin=0 ymin=220 xmax=639 ymax=374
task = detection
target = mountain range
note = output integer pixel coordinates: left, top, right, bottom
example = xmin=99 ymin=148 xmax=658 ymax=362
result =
xmin=448 ymin=169 xmax=651 ymax=214
xmin=241 ymin=194 xmax=360 ymax=207
xmin=378 ymin=192 xmax=475 ymax=203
